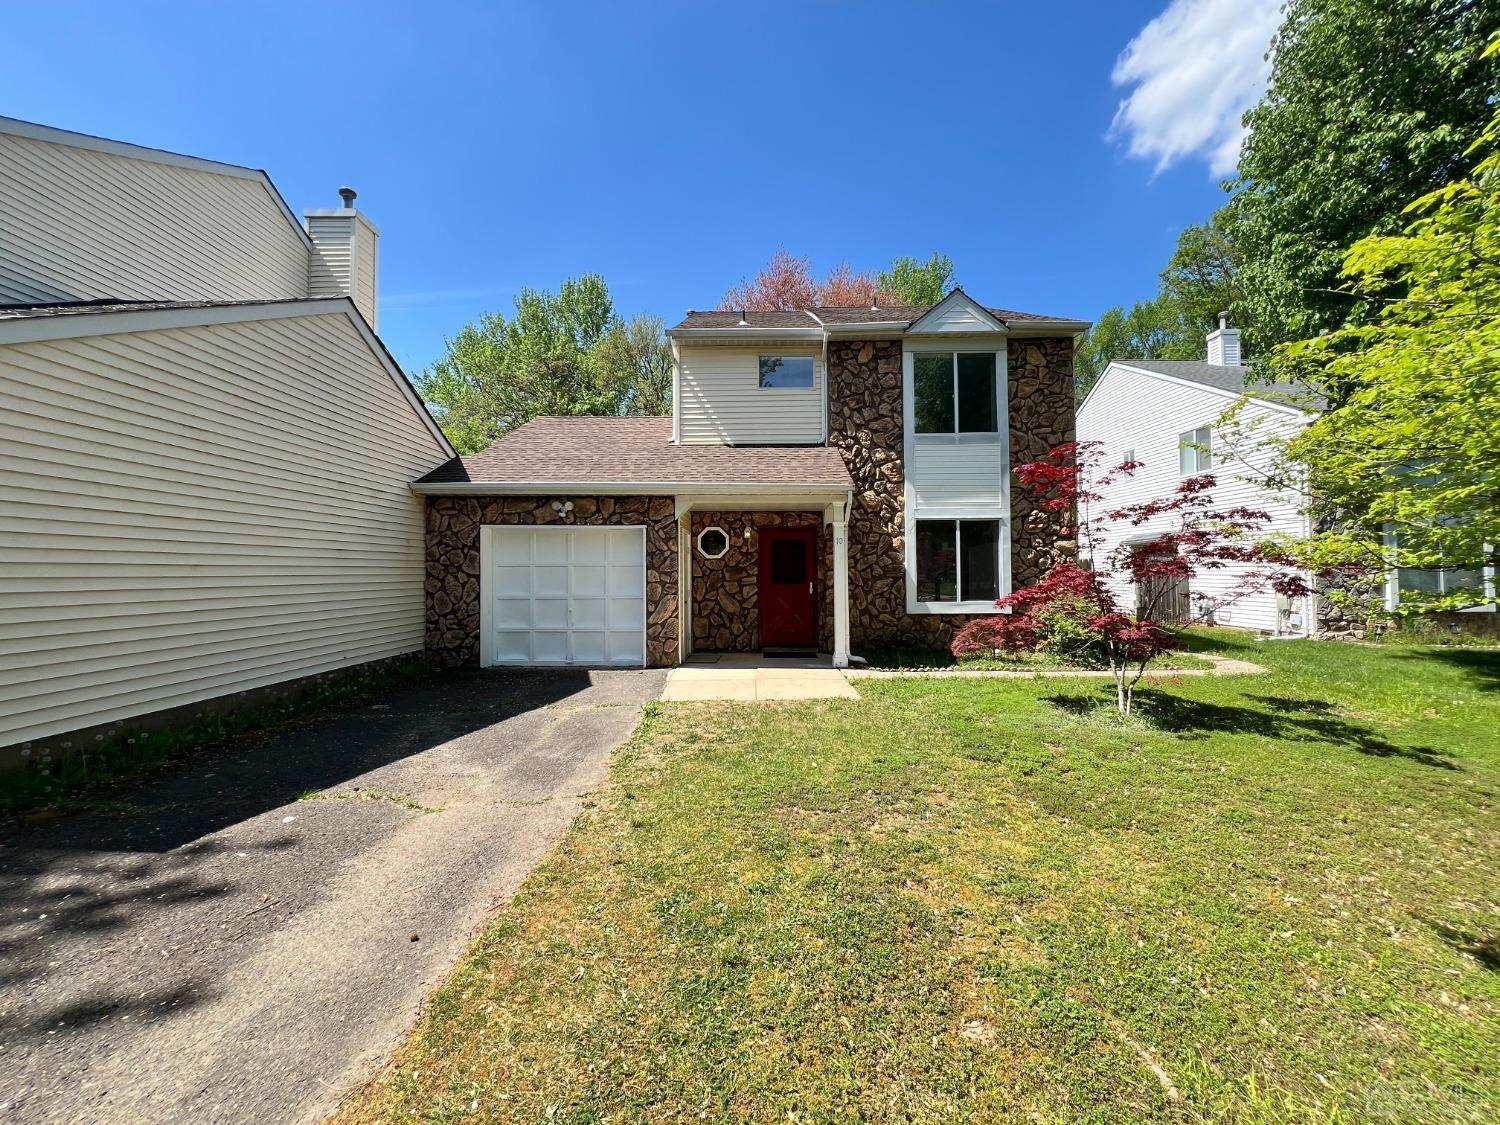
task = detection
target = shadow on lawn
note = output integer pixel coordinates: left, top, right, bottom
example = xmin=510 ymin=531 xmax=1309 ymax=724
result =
xmin=1046 ymin=690 xmax=1456 ymax=770
xmin=1398 ymin=646 xmax=1500 ymax=692
xmin=1427 ymin=919 xmax=1500 ymax=972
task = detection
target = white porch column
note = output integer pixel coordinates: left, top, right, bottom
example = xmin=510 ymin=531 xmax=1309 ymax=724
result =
xmin=832 ymin=518 xmax=850 ymax=668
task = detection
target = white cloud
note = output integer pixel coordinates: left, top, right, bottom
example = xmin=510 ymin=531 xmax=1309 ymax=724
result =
xmin=1110 ymin=0 xmax=1281 ymax=177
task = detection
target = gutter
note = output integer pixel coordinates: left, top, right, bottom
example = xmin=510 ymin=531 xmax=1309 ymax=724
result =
xmin=410 ymin=480 xmax=854 ymax=497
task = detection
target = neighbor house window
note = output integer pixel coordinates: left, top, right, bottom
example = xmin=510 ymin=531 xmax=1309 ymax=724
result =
xmin=914 ymin=352 xmax=997 ymax=434
xmin=1178 ymin=427 xmax=1212 ymax=475
xmin=915 ymin=519 xmax=1000 ymax=603
xmin=1383 ymin=525 xmax=1489 ymax=608
xmin=759 ymin=355 xmax=814 ymax=388
xmin=1122 ymin=448 xmax=1138 ymax=477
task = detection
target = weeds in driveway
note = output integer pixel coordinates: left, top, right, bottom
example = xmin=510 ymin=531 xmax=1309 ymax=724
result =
xmin=335 ymin=630 xmax=1500 ymax=1123
xmin=296 ymin=787 xmax=441 ymax=814
xmin=2 ymin=657 xmax=432 ymax=817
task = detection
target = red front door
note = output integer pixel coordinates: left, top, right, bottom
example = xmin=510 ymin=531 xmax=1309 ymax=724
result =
xmin=758 ymin=528 xmax=817 ymax=648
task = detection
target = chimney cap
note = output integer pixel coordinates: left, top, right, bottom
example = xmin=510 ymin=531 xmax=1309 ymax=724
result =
xmin=1217 ymin=310 xmax=1231 ymax=330
xmin=338 ymin=186 xmax=358 ymax=208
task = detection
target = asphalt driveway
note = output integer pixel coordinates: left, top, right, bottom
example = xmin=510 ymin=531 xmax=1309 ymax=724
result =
xmin=0 ymin=666 xmax=666 ymax=1124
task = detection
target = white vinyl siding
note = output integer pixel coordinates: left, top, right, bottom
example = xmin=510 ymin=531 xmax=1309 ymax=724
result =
xmin=676 ymin=345 xmax=823 ymax=444
xmin=0 ymin=131 xmax=309 ymax=305
xmin=1077 ymin=364 xmax=1310 ymax=634
xmin=306 ymin=212 xmax=379 ymax=329
xmin=911 ymin=439 xmax=1006 ymax=507
xmin=0 ymin=312 xmax=450 ymax=747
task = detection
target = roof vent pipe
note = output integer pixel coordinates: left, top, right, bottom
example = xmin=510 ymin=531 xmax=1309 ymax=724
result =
xmin=338 ymin=186 xmax=357 ymax=208
xmin=737 ymin=309 xmax=748 ymax=326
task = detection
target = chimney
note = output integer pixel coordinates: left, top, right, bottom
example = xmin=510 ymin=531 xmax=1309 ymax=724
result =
xmin=1206 ymin=310 xmax=1241 ymax=366
xmin=304 ymin=187 xmax=380 ymax=329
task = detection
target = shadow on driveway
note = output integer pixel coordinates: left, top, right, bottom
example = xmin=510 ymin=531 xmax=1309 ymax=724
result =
xmin=0 ymin=666 xmax=664 ymax=1123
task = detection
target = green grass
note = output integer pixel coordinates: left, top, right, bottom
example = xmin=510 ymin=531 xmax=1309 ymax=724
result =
xmin=1 ymin=656 xmax=432 ymax=816
xmin=336 ymin=631 xmax=1500 ymax=1123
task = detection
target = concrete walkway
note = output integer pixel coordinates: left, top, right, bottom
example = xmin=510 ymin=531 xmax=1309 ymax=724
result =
xmin=660 ymin=655 xmax=860 ymax=701
xmin=0 ymin=667 xmax=665 ymax=1125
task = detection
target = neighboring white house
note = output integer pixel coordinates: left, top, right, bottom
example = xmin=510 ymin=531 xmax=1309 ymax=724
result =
xmin=0 ymin=117 xmax=454 ymax=756
xmin=1076 ymin=318 xmax=1316 ymax=635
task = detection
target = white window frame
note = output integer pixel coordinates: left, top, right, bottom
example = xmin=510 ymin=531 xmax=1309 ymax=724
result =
xmin=901 ymin=338 xmax=1011 ymax=614
xmin=910 ymin=516 xmax=1008 ymax=610
xmin=696 ymin=525 xmax=730 ymax=560
xmin=1381 ymin=524 xmax=1497 ymax=612
xmin=1178 ymin=426 xmax=1212 ymax=476
xmin=910 ymin=349 xmax=1001 ymax=436
xmin=757 ymin=354 xmax=816 ymax=390
xmin=1122 ymin=447 xmax=1138 ymax=477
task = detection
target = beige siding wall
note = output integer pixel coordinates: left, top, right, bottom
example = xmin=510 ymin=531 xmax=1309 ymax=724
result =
xmin=677 ymin=345 xmax=823 ymax=444
xmin=0 ymin=132 xmax=309 ymax=305
xmin=0 ymin=312 xmax=450 ymax=747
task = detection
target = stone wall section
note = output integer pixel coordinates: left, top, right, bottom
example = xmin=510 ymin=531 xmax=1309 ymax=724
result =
xmin=425 ymin=495 xmax=679 ymax=667
xmin=826 ymin=336 xmax=1076 ymax=650
xmin=689 ymin=511 xmax=833 ymax=654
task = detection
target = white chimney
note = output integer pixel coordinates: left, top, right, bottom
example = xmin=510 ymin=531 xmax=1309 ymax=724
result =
xmin=305 ymin=187 xmax=380 ymax=329
xmin=1206 ymin=310 xmax=1241 ymax=366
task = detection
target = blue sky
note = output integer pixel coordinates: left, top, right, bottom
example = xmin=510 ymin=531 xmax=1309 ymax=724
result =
xmin=5 ymin=0 xmax=1278 ymax=373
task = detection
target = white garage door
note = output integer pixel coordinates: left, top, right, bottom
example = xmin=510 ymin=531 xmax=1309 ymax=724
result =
xmin=480 ymin=526 xmax=647 ymax=667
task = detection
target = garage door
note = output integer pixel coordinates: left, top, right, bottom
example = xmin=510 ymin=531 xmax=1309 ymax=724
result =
xmin=480 ymin=526 xmax=647 ymax=667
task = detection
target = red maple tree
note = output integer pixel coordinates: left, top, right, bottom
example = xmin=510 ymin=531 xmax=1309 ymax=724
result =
xmin=953 ymin=441 xmax=1312 ymax=714
xmin=721 ymin=248 xmax=885 ymax=311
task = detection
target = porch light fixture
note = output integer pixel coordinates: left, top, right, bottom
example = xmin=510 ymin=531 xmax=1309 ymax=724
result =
xmin=697 ymin=526 xmax=730 ymax=559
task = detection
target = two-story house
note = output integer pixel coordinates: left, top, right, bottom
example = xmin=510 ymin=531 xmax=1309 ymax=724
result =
xmin=0 ymin=116 xmax=453 ymax=758
xmin=1076 ymin=317 xmax=1317 ymax=635
xmin=417 ymin=292 xmax=1087 ymax=668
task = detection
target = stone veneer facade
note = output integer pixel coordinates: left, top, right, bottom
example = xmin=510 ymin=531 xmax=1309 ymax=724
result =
xmin=424 ymin=495 xmax=679 ymax=667
xmin=422 ymin=336 xmax=1076 ymax=666
xmin=825 ymin=337 xmax=1076 ymax=650
xmin=689 ymin=511 xmax=834 ymax=654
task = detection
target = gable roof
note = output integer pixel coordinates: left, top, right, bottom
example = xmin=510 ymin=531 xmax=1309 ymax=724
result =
xmin=0 ymin=115 xmax=314 ymax=251
xmin=668 ymin=289 xmax=1088 ymax=336
xmin=414 ymin=416 xmax=853 ymax=493
xmin=1082 ymin=358 xmax=1316 ymax=416
xmin=0 ymin=297 xmax=455 ymax=456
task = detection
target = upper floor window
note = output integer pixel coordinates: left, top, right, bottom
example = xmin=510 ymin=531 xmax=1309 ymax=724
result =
xmin=914 ymin=352 xmax=997 ymax=434
xmin=1178 ymin=427 xmax=1212 ymax=475
xmin=759 ymin=355 xmax=814 ymax=389
xmin=1121 ymin=448 xmax=1138 ymax=477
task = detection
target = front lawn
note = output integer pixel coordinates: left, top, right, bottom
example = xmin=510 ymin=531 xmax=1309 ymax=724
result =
xmin=337 ymin=631 xmax=1500 ymax=1123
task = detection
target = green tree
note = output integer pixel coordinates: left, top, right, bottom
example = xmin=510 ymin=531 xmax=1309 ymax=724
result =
xmin=1273 ymin=50 xmax=1500 ymax=609
xmin=1160 ymin=210 xmax=1240 ymax=332
xmin=593 ymin=313 xmax=673 ymax=417
xmin=418 ymin=274 xmax=668 ymax=454
xmin=1232 ymin=0 xmax=1499 ymax=355
xmin=877 ymin=253 xmax=956 ymax=305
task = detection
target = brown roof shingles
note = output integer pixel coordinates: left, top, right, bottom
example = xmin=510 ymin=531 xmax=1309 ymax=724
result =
xmin=417 ymin=416 xmax=853 ymax=489
xmin=670 ymin=303 xmax=1078 ymax=332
